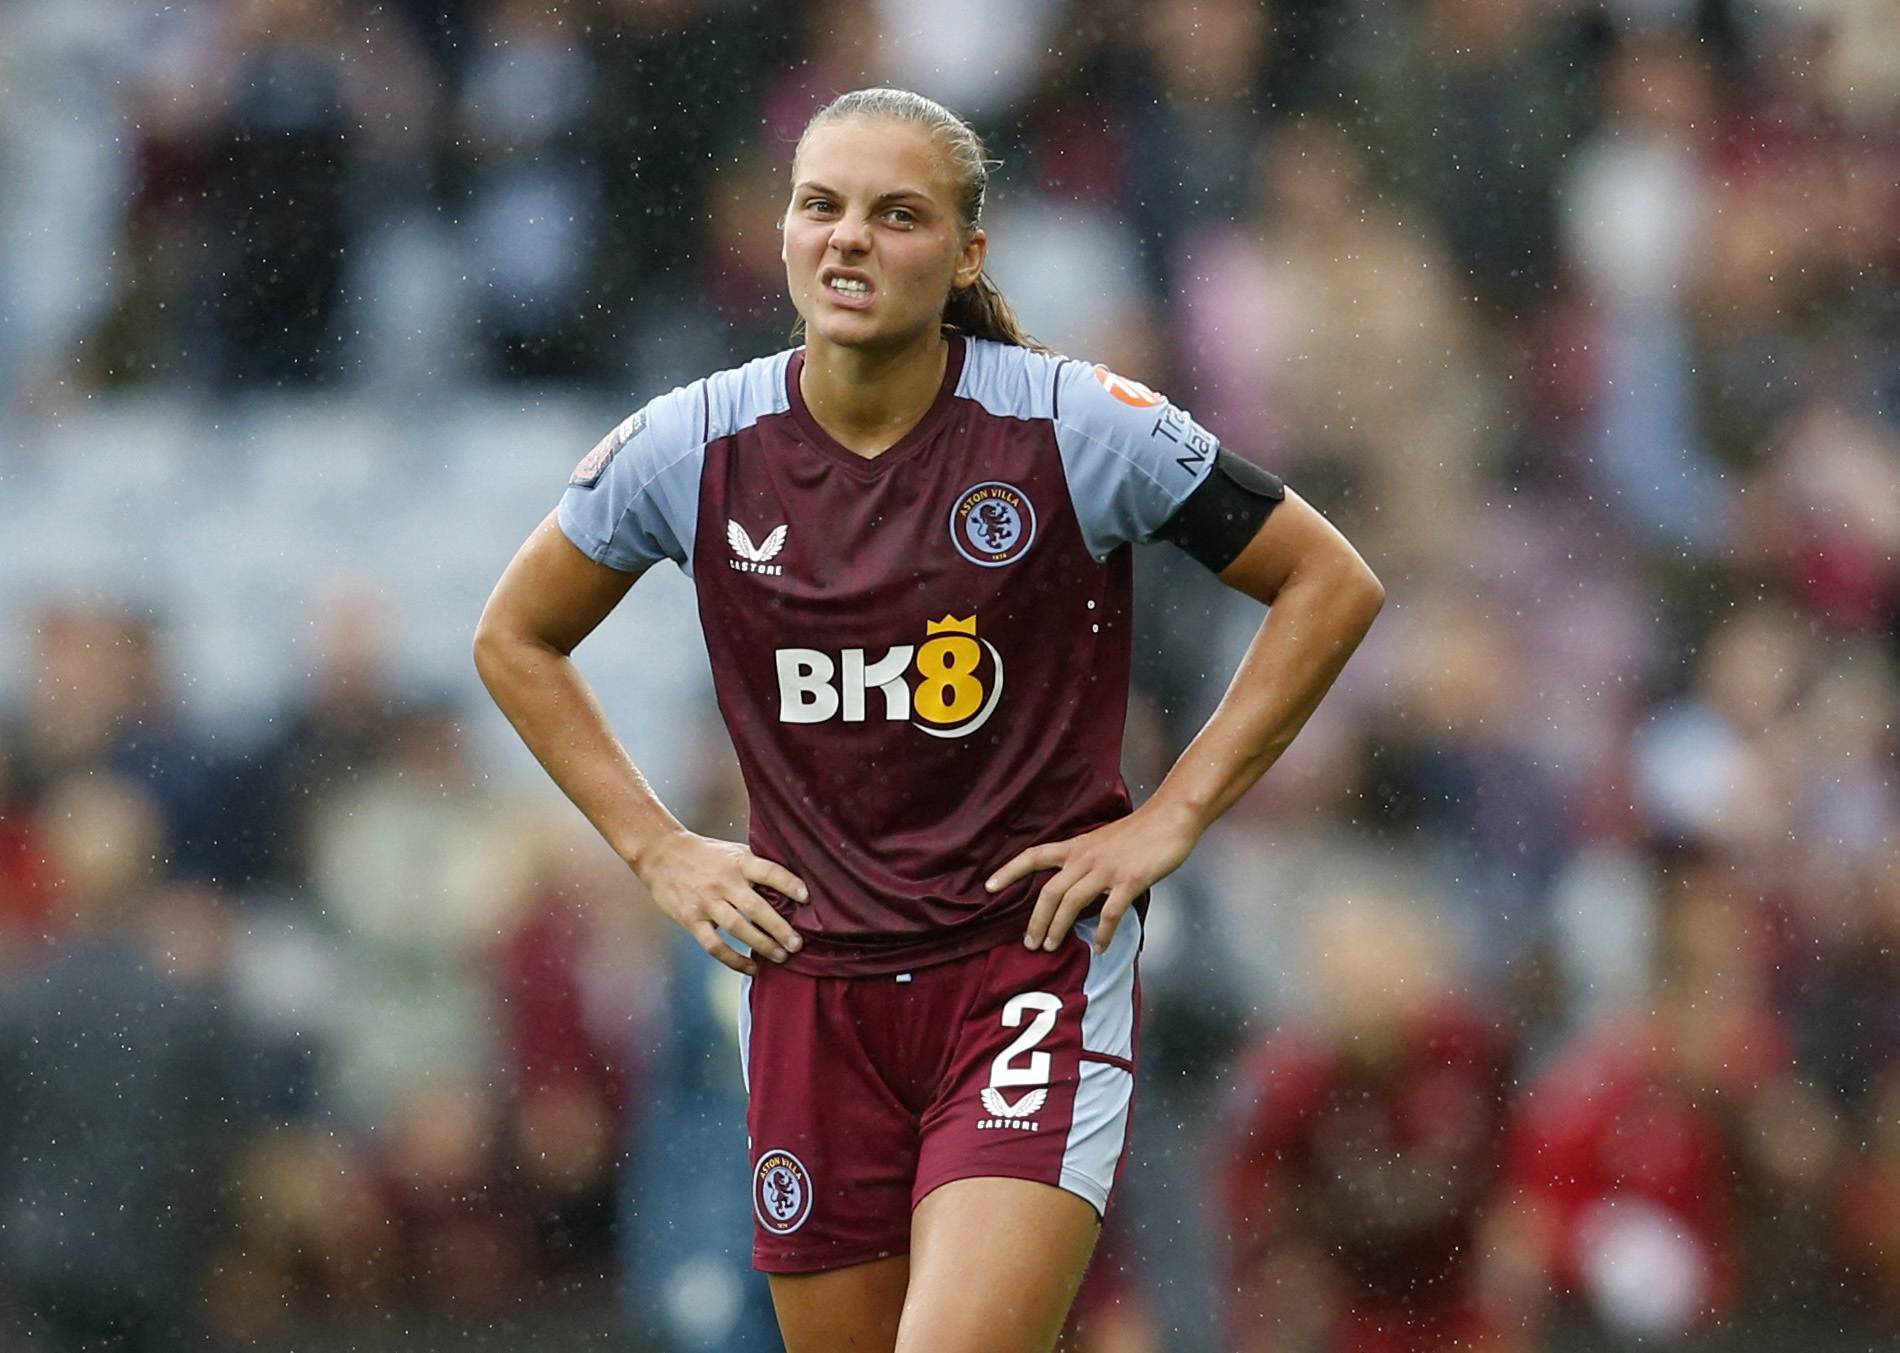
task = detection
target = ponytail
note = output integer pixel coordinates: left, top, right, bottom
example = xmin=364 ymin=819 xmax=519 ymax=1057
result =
xmin=942 ymin=274 xmax=1040 ymax=350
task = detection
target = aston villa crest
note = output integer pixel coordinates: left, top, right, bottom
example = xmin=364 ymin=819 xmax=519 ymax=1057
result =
xmin=753 ymin=1148 xmax=813 ymax=1235
xmin=950 ymin=481 xmax=1036 ymax=567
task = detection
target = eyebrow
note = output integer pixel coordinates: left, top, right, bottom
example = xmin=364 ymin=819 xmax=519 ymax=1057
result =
xmin=792 ymin=181 xmax=933 ymax=207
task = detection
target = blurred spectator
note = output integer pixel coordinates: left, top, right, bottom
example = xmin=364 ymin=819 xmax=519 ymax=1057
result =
xmin=1348 ymin=0 xmax=1578 ymax=318
xmin=1124 ymin=0 xmax=1276 ymax=302
xmin=0 ymin=0 xmax=137 ymax=414
xmin=1216 ymin=900 xmax=1514 ymax=1353
xmin=367 ymin=1084 xmax=532 ymax=1313
xmin=1742 ymin=405 xmax=1900 ymax=635
xmin=1561 ymin=35 xmax=1715 ymax=319
xmin=1174 ymin=118 xmax=1494 ymax=574
xmin=9 ymin=605 xmax=154 ymax=789
xmin=758 ymin=0 xmax=880 ymax=146
xmin=1064 ymin=1218 xmax=1161 ymax=1353
xmin=587 ymin=0 xmax=798 ymax=379
xmin=985 ymin=190 xmax=1154 ymax=377
xmin=1379 ymin=595 xmax=1570 ymax=978
xmin=5 ymin=605 xmax=228 ymax=883
xmin=306 ymin=701 xmax=520 ymax=1130
xmin=703 ymin=146 xmax=804 ymax=367
xmin=227 ymin=590 xmax=414 ymax=896
xmin=1629 ymin=603 xmax=1808 ymax=852
xmin=1561 ymin=34 xmax=1734 ymax=557
xmin=491 ymin=817 xmax=657 ymax=1290
xmin=869 ymin=0 xmax=1063 ymax=124
xmin=0 ymin=731 xmax=53 ymax=965
xmin=0 ymin=774 xmax=252 ymax=1352
xmin=197 ymin=0 xmax=361 ymax=387
xmin=1834 ymin=1062 xmax=1900 ymax=1319
xmin=1798 ymin=835 xmax=1900 ymax=1120
xmin=617 ymin=748 xmax=781 ymax=1350
xmin=93 ymin=1 xmax=226 ymax=387
xmin=456 ymin=0 xmax=604 ymax=379
xmin=205 ymin=1125 xmax=396 ymax=1341
xmin=1494 ymin=850 xmax=1847 ymax=1342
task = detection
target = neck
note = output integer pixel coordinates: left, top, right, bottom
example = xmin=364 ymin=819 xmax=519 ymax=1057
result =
xmin=799 ymin=328 xmax=950 ymax=459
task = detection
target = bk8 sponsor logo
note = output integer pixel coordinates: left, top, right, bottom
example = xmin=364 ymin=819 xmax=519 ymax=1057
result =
xmin=776 ymin=614 xmax=1003 ymax=739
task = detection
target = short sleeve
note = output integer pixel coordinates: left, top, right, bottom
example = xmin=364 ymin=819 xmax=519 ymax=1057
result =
xmin=557 ymin=383 xmax=707 ymax=574
xmin=1052 ymin=361 xmax=1221 ymax=560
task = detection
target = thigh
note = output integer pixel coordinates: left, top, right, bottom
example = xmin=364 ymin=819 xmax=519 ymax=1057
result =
xmin=897 ymin=1176 xmax=1101 ymax=1353
xmin=769 ymin=1254 xmax=911 ymax=1353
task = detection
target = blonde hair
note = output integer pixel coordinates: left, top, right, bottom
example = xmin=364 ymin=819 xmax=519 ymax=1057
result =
xmin=794 ymin=87 xmax=1040 ymax=350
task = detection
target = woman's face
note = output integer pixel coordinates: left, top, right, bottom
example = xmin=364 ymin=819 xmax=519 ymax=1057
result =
xmin=783 ymin=118 xmax=985 ymax=352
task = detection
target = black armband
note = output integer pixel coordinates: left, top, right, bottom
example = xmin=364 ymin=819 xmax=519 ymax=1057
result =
xmin=1153 ymin=447 xmax=1286 ymax=572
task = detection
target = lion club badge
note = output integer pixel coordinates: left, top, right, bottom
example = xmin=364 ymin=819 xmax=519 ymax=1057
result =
xmin=753 ymin=1148 xmax=814 ymax=1235
xmin=950 ymin=481 xmax=1037 ymax=567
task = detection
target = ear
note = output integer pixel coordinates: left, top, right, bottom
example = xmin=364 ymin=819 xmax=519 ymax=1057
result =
xmin=953 ymin=228 xmax=987 ymax=291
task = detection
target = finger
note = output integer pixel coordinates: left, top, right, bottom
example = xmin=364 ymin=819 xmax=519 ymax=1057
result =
xmin=1023 ymin=864 xmax=1085 ymax=949
xmin=693 ymin=921 xmax=758 ymax=976
xmin=1042 ymin=872 xmax=1109 ymax=951
xmin=989 ymin=842 xmax=1067 ymax=893
xmin=737 ymin=895 xmax=803 ymax=955
xmin=743 ymin=856 xmax=811 ymax=905
xmin=1093 ymin=886 xmax=1139 ymax=955
xmin=711 ymin=902 xmax=789 ymax=964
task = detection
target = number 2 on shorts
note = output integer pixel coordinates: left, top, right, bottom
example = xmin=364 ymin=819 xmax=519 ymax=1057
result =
xmin=990 ymin=991 xmax=1063 ymax=1093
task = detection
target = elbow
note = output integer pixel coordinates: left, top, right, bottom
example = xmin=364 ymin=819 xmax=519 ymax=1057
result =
xmin=471 ymin=612 xmax=514 ymax=690
xmin=1354 ymin=569 xmax=1387 ymax=641
xmin=1326 ymin=549 xmax=1385 ymax=633
xmin=473 ymin=611 xmax=566 ymax=694
xmin=1319 ymin=557 xmax=1383 ymax=651
xmin=471 ymin=626 xmax=498 ymax=691
xmin=1358 ymin=561 xmax=1387 ymax=622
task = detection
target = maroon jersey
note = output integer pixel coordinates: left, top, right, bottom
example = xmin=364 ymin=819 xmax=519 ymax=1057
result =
xmin=1216 ymin=1000 xmax=1515 ymax=1353
xmin=559 ymin=336 xmax=1220 ymax=974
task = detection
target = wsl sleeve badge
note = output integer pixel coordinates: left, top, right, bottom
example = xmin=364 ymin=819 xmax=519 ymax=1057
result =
xmin=569 ymin=409 xmax=648 ymax=487
xmin=1090 ymin=364 xmax=1166 ymax=408
xmin=753 ymin=1148 xmax=814 ymax=1235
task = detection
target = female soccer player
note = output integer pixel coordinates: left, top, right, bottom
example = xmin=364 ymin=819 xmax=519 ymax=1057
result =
xmin=475 ymin=88 xmax=1384 ymax=1353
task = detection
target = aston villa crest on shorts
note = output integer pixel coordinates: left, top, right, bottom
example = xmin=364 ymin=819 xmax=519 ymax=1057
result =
xmin=753 ymin=1148 xmax=813 ymax=1235
xmin=950 ymin=480 xmax=1036 ymax=567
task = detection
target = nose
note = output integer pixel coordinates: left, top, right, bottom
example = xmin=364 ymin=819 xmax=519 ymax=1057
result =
xmin=828 ymin=210 xmax=872 ymax=255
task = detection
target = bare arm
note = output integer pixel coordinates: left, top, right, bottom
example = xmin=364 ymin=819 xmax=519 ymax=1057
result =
xmin=1149 ymin=488 xmax=1386 ymax=830
xmin=473 ymin=511 xmax=807 ymax=974
xmin=988 ymin=489 xmax=1385 ymax=952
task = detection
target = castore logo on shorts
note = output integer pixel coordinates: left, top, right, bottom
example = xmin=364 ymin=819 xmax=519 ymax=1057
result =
xmin=776 ymin=614 xmax=1003 ymax=739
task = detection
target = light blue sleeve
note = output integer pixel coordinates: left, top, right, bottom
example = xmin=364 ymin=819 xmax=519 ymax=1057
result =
xmin=1052 ymin=360 xmax=1221 ymax=560
xmin=557 ymin=382 xmax=706 ymax=575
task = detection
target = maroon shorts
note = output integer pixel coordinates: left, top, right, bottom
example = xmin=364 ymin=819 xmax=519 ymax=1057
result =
xmin=738 ymin=913 xmax=1142 ymax=1273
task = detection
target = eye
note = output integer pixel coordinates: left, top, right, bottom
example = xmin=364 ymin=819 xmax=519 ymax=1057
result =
xmin=803 ymin=196 xmax=836 ymax=215
xmin=884 ymin=206 xmax=918 ymax=226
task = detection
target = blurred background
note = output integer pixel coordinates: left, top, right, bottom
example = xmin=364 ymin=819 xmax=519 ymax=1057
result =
xmin=1 ymin=0 xmax=1896 ymax=1349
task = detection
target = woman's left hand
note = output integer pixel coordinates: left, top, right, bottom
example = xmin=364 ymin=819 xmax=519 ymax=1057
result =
xmin=986 ymin=801 xmax=1202 ymax=955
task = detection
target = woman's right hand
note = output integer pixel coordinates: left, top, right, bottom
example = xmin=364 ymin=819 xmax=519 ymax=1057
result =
xmin=631 ymin=829 xmax=810 ymax=975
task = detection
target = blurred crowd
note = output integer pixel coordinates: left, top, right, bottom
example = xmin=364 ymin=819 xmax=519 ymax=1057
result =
xmin=2 ymin=0 xmax=1897 ymax=1350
